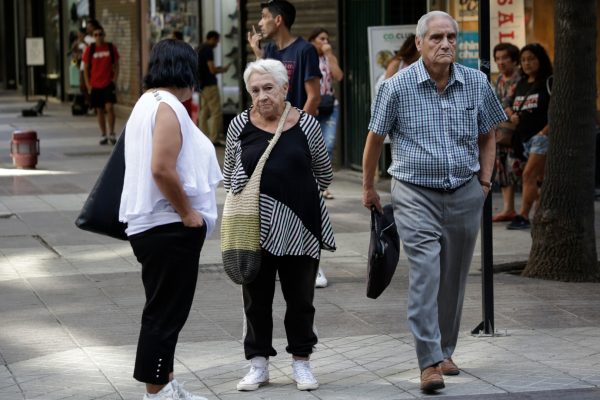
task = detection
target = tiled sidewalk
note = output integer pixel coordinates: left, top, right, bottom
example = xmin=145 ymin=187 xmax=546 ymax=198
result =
xmin=3 ymin=330 xmax=600 ymax=399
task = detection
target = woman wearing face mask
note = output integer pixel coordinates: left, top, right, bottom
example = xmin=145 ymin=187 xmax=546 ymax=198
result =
xmin=506 ymin=43 xmax=553 ymax=230
xmin=223 ymin=59 xmax=336 ymax=392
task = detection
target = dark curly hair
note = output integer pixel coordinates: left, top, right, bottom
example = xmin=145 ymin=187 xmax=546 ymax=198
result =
xmin=143 ymin=39 xmax=198 ymax=90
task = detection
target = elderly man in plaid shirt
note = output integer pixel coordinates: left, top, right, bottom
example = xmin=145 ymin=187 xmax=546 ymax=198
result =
xmin=362 ymin=11 xmax=506 ymax=393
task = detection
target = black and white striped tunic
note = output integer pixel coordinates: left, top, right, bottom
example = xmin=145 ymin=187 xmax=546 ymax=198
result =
xmin=223 ymin=108 xmax=336 ymax=259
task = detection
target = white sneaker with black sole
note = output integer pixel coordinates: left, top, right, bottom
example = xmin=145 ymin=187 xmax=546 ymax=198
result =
xmin=237 ymin=356 xmax=269 ymax=391
xmin=292 ymin=359 xmax=319 ymax=391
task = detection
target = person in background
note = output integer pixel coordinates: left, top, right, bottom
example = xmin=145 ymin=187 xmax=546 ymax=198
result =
xmin=171 ymin=30 xmax=184 ymax=41
xmin=362 ymin=11 xmax=506 ymax=393
xmin=170 ymin=30 xmax=193 ymax=117
xmin=70 ymin=27 xmax=87 ymax=67
xmin=491 ymin=42 xmax=523 ymax=222
xmin=223 ymin=59 xmax=335 ymax=393
xmin=506 ymin=43 xmax=552 ymax=230
xmin=119 ymin=38 xmax=222 ymax=400
xmin=308 ymin=27 xmax=343 ymax=288
xmin=82 ymin=24 xmax=120 ymax=145
xmin=383 ymin=34 xmax=420 ymax=79
xmin=197 ymin=30 xmax=230 ymax=145
xmin=80 ymin=19 xmax=101 ymax=110
xmin=83 ymin=18 xmax=101 ymax=45
xmin=247 ymin=0 xmax=321 ymax=116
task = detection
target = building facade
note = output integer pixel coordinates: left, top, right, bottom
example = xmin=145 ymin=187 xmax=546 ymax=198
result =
xmin=1 ymin=0 xmax=599 ymax=169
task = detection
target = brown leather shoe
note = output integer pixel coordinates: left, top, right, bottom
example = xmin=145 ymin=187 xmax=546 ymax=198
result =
xmin=440 ymin=358 xmax=460 ymax=375
xmin=420 ymin=365 xmax=445 ymax=392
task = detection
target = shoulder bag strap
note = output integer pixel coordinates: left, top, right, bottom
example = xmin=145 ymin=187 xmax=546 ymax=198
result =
xmin=246 ymin=102 xmax=292 ymax=186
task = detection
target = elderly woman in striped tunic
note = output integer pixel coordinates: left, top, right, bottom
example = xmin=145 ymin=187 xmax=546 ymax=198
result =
xmin=222 ymin=59 xmax=335 ymax=392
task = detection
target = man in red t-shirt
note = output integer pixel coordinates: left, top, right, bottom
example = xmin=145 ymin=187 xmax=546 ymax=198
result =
xmin=82 ymin=25 xmax=120 ymax=145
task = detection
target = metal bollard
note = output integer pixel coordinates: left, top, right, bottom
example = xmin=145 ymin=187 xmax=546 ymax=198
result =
xmin=10 ymin=130 xmax=40 ymax=169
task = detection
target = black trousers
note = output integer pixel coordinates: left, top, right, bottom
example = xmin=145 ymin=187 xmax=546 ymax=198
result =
xmin=129 ymin=222 xmax=206 ymax=385
xmin=242 ymin=250 xmax=319 ymax=360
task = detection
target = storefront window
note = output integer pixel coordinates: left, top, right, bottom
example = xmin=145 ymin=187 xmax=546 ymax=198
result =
xmin=64 ymin=0 xmax=90 ymax=96
xmin=219 ymin=0 xmax=241 ymax=114
xmin=147 ymin=0 xmax=200 ymax=50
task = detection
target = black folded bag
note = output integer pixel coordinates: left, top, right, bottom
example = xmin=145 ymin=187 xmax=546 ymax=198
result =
xmin=366 ymin=204 xmax=400 ymax=299
xmin=75 ymin=127 xmax=128 ymax=240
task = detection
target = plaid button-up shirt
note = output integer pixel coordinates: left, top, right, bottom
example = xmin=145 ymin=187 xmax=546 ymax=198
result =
xmin=369 ymin=59 xmax=506 ymax=190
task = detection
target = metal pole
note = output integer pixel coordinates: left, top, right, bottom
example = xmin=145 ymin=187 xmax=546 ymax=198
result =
xmin=472 ymin=0 xmax=495 ymax=336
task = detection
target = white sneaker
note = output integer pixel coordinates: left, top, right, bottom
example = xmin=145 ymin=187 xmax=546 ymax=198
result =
xmin=237 ymin=356 xmax=269 ymax=391
xmin=143 ymin=381 xmax=180 ymax=399
xmin=315 ymin=267 xmax=328 ymax=288
xmin=292 ymin=359 xmax=319 ymax=391
xmin=171 ymin=379 xmax=207 ymax=400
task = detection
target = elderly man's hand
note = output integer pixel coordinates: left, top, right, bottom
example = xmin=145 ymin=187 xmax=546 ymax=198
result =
xmin=363 ymin=187 xmax=382 ymax=213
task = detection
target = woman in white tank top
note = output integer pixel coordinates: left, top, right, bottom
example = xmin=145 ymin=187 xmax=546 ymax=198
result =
xmin=118 ymin=39 xmax=221 ymax=400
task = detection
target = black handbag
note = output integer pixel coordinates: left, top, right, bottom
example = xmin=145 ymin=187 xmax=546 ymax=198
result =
xmin=75 ymin=127 xmax=128 ymax=240
xmin=318 ymin=94 xmax=335 ymax=116
xmin=366 ymin=204 xmax=400 ymax=299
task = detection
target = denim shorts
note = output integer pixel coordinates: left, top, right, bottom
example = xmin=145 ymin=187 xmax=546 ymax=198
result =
xmin=523 ymin=134 xmax=549 ymax=158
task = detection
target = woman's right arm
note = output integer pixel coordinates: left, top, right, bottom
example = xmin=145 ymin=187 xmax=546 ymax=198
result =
xmin=151 ymin=103 xmax=203 ymax=227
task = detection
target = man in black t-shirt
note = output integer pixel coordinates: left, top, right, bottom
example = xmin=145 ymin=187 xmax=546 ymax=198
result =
xmin=247 ymin=0 xmax=321 ymax=116
xmin=197 ymin=31 xmax=230 ymax=145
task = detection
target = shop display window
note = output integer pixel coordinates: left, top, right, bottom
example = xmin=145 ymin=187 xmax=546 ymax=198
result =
xmin=148 ymin=0 xmax=200 ymax=49
xmin=65 ymin=0 xmax=90 ymax=95
xmin=218 ymin=0 xmax=241 ymax=114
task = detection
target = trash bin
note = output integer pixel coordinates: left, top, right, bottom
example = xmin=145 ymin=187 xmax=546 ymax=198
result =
xmin=10 ymin=130 xmax=39 ymax=169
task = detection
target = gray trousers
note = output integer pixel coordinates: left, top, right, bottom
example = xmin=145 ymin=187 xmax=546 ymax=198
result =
xmin=391 ymin=178 xmax=485 ymax=370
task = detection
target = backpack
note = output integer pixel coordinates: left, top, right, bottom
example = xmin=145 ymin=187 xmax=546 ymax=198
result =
xmin=87 ymin=42 xmax=115 ymax=76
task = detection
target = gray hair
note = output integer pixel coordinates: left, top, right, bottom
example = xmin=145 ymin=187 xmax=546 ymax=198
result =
xmin=243 ymin=59 xmax=288 ymax=93
xmin=416 ymin=11 xmax=459 ymax=38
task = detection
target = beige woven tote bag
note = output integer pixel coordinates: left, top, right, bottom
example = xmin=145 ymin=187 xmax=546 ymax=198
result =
xmin=221 ymin=102 xmax=292 ymax=284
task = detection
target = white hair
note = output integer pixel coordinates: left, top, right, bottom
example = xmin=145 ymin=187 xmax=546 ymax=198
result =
xmin=243 ymin=59 xmax=288 ymax=92
xmin=416 ymin=11 xmax=459 ymax=38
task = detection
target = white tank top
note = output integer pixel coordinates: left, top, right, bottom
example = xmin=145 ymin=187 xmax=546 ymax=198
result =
xmin=119 ymin=90 xmax=222 ymax=236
